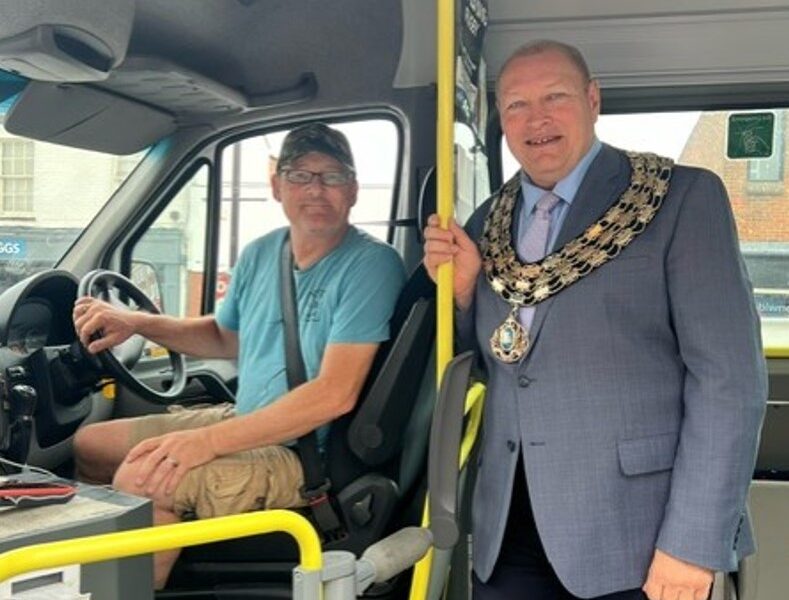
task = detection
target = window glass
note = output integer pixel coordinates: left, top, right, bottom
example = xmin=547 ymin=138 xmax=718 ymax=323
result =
xmin=501 ymin=108 xmax=789 ymax=355
xmin=216 ymin=119 xmax=398 ymax=307
xmin=455 ymin=123 xmax=490 ymax=224
xmin=114 ymin=154 xmax=142 ymax=186
xmin=129 ymin=165 xmax=208 ymax=319
xmin=0 ymin=124 xmax=146 ymax=294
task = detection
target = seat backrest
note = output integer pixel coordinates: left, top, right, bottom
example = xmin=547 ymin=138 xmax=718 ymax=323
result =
xmin=326 ymin=264 xmax=435 ymax=492
xmin=169 ymin=265 xmax=438 ymax=584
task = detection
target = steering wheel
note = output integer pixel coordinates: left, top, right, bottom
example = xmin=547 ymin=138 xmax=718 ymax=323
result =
xmin=78 ymin=269 xmax=186 ymax=402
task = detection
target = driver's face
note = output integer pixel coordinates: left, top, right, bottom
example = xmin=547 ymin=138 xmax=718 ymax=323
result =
xmin=271 ymin=152 xmax=357 ymax=242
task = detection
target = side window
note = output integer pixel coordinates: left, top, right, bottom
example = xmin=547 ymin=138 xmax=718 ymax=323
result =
xmin=501 ymin=108 xmax=789 ymax=355
xmin=129 ymin=164 xmax=208 ymax=318
xmin=215 ymin=119 xmax=398 ymax=307
xmin=455 ymin=125 xmax=490 ymax=224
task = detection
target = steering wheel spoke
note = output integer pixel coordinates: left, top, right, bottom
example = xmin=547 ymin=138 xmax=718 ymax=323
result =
xmin=78 ymin=269 xmax=186 ymax=402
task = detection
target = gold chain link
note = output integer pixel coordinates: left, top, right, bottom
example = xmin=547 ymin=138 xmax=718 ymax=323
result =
xmin=481 ymin=152 xmax=674 ymax=308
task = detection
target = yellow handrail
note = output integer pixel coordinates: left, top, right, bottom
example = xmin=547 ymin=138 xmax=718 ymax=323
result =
xmin=0 ymin=509 xmax=321 ymax=584
xmin=410 ymin=0 xmax=456 ymax=597
xmin=435 ymin=0 xmax=455 ymax=384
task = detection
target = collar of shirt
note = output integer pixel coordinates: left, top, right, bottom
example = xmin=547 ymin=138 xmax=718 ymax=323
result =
xmin=519 ymin=137 xmax=603 ymax=214
xmin=516 ymin=138 xmax=603 ymax=250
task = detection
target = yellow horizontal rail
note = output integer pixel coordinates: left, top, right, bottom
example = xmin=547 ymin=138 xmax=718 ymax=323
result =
xmin=0 ymin=509 xmax=321 ymax=583
xmin=766 ymin=348 xmax=789 ymax=358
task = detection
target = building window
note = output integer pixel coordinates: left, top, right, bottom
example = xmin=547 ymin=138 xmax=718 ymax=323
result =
xmin=0 ymin=139 xmax=34 ymax=215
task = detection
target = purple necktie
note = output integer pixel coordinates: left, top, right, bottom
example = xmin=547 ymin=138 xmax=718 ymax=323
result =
xmin=517 ymin=192 xmax=561 ymax=328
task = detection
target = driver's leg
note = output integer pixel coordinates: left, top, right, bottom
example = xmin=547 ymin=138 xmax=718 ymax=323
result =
xmin=73 ymin=419 xmax=136 ymax=484
xmin=113 ymin=456 xmax=184 ymax=589
xmin=74 ymin=404 xmax=235 ymax=484
xmin=112 ymin=444 xmax=305 ymax=590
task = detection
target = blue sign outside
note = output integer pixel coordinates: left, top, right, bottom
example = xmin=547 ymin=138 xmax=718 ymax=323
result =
xmin=0 ymin=238 xmax=26 ymax=259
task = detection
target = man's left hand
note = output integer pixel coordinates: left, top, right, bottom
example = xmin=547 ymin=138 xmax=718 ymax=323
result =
xmin=125 ymin=428 xmax=218 ymax=496
xmin=642 ymin=549 xmax=714 ymax=600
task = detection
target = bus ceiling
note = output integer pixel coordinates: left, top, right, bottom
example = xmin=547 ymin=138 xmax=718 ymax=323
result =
xmin=0 ymin=0 xmax=402 ymax=154
xmin=5 ymin=1 xmax=789 ymax=154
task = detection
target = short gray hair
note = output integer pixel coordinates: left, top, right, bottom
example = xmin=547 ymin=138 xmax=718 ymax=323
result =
xmin=496 ymin=40 xmax=592 ymax=99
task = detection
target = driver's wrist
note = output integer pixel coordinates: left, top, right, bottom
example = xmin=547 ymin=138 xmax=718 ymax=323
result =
xmin=131 ymin=310 xmax=155 ymax=336
xmin=204 ymin=425 xmax=223 ymax=459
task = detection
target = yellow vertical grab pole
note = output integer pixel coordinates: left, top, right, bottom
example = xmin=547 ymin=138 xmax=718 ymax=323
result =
xmin=435 ymin=0 xmax=455 ymax=384
xmin=409 ymin=1 xmax=455 ymax=599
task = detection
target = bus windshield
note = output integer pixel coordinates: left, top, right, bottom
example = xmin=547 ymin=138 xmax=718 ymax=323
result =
xmin=0 ymin=90 xmax=145 ymax=293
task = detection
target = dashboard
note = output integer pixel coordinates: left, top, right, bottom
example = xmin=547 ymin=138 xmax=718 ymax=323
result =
xmin=0 ymin=270 xmax=87 ymax=458
xmin=6 ymin=298 xmax=56 ymax=355
xmin=0 ymin=271 xmax=79 ymax=356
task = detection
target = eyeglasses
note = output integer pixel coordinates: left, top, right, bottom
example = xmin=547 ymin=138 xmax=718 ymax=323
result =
xmin=280 ymin=169 xmax=354 ymax=187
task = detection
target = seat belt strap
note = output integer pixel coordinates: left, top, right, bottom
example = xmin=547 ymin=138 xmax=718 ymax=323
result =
xmin=280 ymin=234 xmax=345 ymax=540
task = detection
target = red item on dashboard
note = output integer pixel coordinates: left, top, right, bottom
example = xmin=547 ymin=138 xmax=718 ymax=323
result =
xmin=0 ymin=480 xmax=77 ymax=508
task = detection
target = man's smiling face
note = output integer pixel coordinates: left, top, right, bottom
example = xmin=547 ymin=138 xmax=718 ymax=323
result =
xmin=497 ymin=49 xmax=600 ymax=189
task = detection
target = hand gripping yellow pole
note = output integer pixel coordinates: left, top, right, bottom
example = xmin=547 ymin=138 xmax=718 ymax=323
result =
xmin=410 ymin=3 xmax=455 ymax=598
xmin=0 ymin=510 xmax=321 ymax=584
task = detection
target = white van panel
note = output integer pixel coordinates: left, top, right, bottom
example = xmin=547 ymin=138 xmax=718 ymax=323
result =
xmin=487 ymin=1 xmax=789 ymax=87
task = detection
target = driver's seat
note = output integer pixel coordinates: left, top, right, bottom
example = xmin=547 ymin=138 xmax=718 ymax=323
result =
xmin=161 ymin=265 xmax=436 ymax=598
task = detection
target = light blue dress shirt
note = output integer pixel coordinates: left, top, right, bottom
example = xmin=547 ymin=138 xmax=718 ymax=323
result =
xmin=516 ymin=138 xmax=603 ymax=256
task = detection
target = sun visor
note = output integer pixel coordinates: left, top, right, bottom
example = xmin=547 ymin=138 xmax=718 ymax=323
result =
xmin=3 ymin=81 xmax=175 ymax=155
xmin=0 ymin=0 xmax=134 ymax=82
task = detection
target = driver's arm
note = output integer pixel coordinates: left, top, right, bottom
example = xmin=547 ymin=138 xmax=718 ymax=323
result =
xmin=74 ymin=298 xmax=238 ymax=359
xmin=206 ymin=342 xmax=377 ymax=454
xmin=124 ymin=342 xmax=377 ymax=488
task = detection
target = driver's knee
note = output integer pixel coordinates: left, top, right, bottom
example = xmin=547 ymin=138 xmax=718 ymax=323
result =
xmin=112 ymin=459 xmax=143 ymax=496
xmin=113 ymin=460 xmax=175 ymax=514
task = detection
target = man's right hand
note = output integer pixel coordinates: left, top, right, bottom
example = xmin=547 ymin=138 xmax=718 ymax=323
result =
xmin=423 ymin=214 xmax=481 ymax=310
xmin=73 ymin=297 xmax=142 ymax=354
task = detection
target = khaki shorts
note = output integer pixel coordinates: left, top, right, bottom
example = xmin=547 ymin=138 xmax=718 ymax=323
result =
xmin=129 ymin=404 xmax=307 ymax=519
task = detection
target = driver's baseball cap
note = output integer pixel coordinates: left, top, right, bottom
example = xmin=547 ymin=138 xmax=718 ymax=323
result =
xmin=276 ymin=123 xmax=355 ymax=173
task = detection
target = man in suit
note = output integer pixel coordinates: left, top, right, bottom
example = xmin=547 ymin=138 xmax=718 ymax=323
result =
xmin=423 ymin=40 xmax=767 ymax=600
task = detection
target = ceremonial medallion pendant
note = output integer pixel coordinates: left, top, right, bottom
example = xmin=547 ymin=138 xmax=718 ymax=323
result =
xmin=490 ymin=307 xmax=528 ymax=363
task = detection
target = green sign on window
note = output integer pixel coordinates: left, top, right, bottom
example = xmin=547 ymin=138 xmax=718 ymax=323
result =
xmin=728 ymin=112 xmax=775 ymax=159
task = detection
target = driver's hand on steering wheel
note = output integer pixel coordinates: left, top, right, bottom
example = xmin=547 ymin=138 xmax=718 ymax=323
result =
xmin=125 ymin=428 xmax=219 ymax=497
xmin=73 ymin=297 xmax=140 ymax=354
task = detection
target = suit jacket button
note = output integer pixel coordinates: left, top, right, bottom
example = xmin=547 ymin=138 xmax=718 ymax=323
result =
xmin=507 ymin=440 xmax=517 ymax=452
xmin=518 ymin=376 xmax=531 ymax=388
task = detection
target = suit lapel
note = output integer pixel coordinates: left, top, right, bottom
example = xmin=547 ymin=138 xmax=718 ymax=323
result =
xmin=525 ymin=145 xmax=631 ymax=354
xmin=553 ymin=145 xmax=630 ymax=250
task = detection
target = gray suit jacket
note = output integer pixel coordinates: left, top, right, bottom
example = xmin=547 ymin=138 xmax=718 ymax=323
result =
xmin=462 ymin=144 xmax=767 ymax=598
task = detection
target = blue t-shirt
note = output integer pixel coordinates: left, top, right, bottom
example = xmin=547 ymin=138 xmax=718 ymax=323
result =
xmin=216 ymin=226 xmax=406 ymax=447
